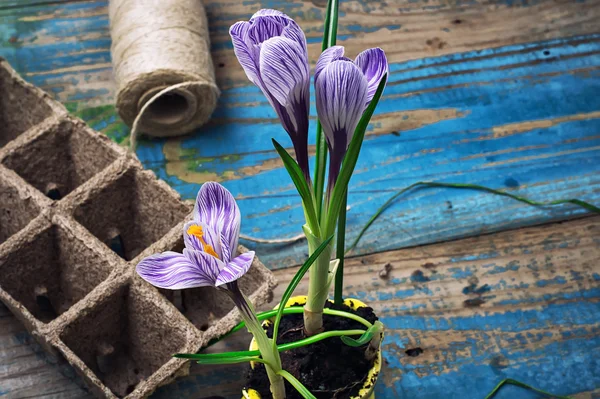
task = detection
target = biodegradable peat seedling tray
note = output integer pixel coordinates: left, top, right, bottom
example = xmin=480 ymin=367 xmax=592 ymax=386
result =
xmin=0 ymin=58 xmax=277 ymax=399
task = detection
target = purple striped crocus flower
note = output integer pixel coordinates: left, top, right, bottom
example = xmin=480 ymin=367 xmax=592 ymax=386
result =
xmin=315 ymin=46 xmax=388 ymax=193
xmin=136 ymin=182 xmax=254 ymax=292
xmin=230 ymin=9 xmax=311 ymax=182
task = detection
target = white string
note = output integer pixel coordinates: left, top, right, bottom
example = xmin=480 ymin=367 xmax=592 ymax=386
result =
xmin=129 ymin=82 xmax=204 ymax=151
xmin=239 ymin=233 xmax=306 ymax=244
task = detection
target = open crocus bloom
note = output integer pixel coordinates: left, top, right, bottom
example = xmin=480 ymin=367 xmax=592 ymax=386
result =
xmin=136 ymin=182 xmax=254 ymax=290
xmin=230 ymin=9 xmax=311 ymax=182
xmin=315 ymin=46 xmax=388 ymax=193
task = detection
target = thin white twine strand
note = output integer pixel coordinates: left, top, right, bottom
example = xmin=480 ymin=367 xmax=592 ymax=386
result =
xmin=129 ymin=82 xmax=204 ymax=151
xmin=239 ymin=233 xmax=305 ymax=244
xmin=130 ymin=90 xmax=304 ymax=245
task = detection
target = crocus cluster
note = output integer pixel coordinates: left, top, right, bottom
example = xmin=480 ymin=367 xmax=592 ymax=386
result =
xmin=230 ymin=9 xmax=388 ymax=336
xmin=136 ymin=9 xmax=388 ymax=399
xmin=230 ymin=9 xmax=388 ymax=192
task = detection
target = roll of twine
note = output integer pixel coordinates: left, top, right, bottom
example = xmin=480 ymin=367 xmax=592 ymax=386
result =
xmin=109 ymin=0 xmax=220 ymax=148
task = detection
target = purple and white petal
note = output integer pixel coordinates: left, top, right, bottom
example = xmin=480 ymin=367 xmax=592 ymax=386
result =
xmin=183 ymin=221 xmax=203 ymax=252
xmin=220 ymin=232 xmax=234 ymax=264
xmin=193 ymin=182 xmax=241 ymax=260
xmin=136 ymin=252 xmax=214 ymax=290
xmin=215 ymin=251 xmax=255 ymax=287
xmin=280 ymin=19 xmax=307 ymax=52
xmin=247 ymin=15 xmax=286 ymax=45
xmin=250 ymin=10 xmax=307 ymax=59
xmin=316 ymin=60 xmax=369 ymax=191
xmin=184 ymin=248 xmax=224 ymax=284
xmin=315 ymin=60 xmax=369 ymax=151
xmin=259 ymin=37 xmax=309 ymax=109
xmin=230 ymin=21 xmax=261 ymax=87
xmin=314 ymin=46 xmax=345 ymax=84
xmin=355 ymin=48 xmax=388 ymax=104
xmin=251 ymin=9 xmax=288 ymax=18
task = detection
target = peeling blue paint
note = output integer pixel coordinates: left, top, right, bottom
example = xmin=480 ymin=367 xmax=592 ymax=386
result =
xmin=536 ymin=276 xmax=567 ymax=287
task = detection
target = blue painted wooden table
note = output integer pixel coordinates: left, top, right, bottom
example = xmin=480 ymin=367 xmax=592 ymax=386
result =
xmin=0 ymin=0 xmax=599 ymax=398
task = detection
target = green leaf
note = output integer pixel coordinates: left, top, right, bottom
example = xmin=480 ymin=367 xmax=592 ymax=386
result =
xmin=272 ymin=234 xmax=334 ymax=348
xmin=340 ymin=321 xmax=382 ymax=347
xmin=333 ymin=191 xmax=347 ymax=304
xmin=195 ymin=355 xmax=267 ymax=366
xmin=174 ymin=349 xmax=260 ymax=360
xmin=272 ymin=139 xmax=319 ymax=232
xmin=340 ymin=331 xmax=374 ymax=347
xmin=484 ymin=378 xmax=573 ymax=399
xmin=346 ymin=181 xmax=600 ymax=254
xmin=322 ymin=0 xmax=340 ymax=50
xmin=326 ymin=259 xmax=340 ymax=288
xmin=314 ymin=124 xmax=327 ymax=219
xmin=326 ymin=74 xmax=388 ymax=235
xmin=277 ymin=370 xmax=317 ymax=399
xmin=314 ymin=0 xmax=340 ymax=219
xmin=174 ymin=350 xmax=266 ymax=366
xmin=207 ymin=306 xmax=372 ymax=350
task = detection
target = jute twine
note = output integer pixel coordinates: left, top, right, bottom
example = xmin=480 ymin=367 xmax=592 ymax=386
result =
xmin=109 ymin=0 xmax=220 ymax=148
xmin=109 ymin=0 xmax=303 ymax=245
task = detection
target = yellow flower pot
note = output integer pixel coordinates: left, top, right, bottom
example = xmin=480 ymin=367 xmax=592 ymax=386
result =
xmin=242 ymin=295 xmax=382 ymax=399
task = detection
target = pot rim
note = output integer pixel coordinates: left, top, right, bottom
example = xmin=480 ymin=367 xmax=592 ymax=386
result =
xmin=243 ymin=295 xmax=382 ymax=399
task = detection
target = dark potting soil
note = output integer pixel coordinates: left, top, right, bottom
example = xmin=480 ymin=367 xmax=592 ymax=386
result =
xmin=245 ymin=300 xmax=378 ymax=399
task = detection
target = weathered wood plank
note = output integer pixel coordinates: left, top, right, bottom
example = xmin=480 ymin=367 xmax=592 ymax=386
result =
xmin=1 ymin=0 xmax=599 ymax=397
xmin=2 ymin=215 xmax=599 ymax=398
xmin=0 ymin=0 xmax=599 ymax=267
xmin=150 ymin=215 xmax=600 ymax=398
xmin=0 ymin=305 xmax=91 ymax=398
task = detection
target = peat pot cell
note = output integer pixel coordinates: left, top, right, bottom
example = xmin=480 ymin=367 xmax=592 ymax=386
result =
xmin=0 ymin=223 xmax=115 ymax=323
xmin=73 ymin=167 xmax=189 ymax=261
xmin=160 ymin=249 xmax=265 ymax=331
xmin=1 ymin=119 xmax=119 ymax=200
xmin=0 ymin=65 xmax=53 ymax=147
xmin=0 ymin=174 xmax=41 ymax=244
xmin=59 ymin=283 xmax=187 ymax=398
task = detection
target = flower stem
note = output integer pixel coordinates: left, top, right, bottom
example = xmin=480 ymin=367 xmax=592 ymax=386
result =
xmin=303 ymin=232 xmax=333 ymax=335
xmin=226 ymin=283 xmax=286 ymax=399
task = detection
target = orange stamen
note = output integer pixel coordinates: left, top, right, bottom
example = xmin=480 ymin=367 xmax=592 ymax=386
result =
xmin=186 ymin=224 xmax=219 ymax=259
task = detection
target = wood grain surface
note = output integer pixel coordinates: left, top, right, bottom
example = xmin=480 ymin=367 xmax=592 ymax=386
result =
xmin=1 ymin=0 xmax=599 ymax=398
xmin=1 ymin=0 xmax=599 ymax=267
xmin=2 ymin=215 xmax=600 ymax=398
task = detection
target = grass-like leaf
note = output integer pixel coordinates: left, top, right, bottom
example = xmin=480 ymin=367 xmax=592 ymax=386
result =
xmin=212 ymin=306 xmax=373 ymax=345
xmin=333 ymin=191 xmax=347 ymax=304
xmin=484 ymin=378 xmax=572 ymax=399
xmin=278 ymin=370 xmax=317 ymax=399
xmin=326 ymin=74 xmax=387 ymax=235
xmin=175 ymin=349 xmax=260 ymax=360
xmin=314 ymin=0 xmax=340 ymax=218
xmin=340 ymin=321 xmax=382 ymax=347
xmin=272 ymin=139 xmax=319 ymax=231
xmin=178 ymin=328 xmax=365 ymax=362
xmin=272 ymin=235 xmax=334 ymax=349
xmin=175 ymin=351 xmax=267 ymax=366
xmin=346 ymin=181 xmax=600 ymax=254
xmin=340 ymin=330 xmax=373 ymax=347
xmin=322 ymin=0 xmax=339 ymax=50
xmin=314 ymin=124 xmax=327 ymax=219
